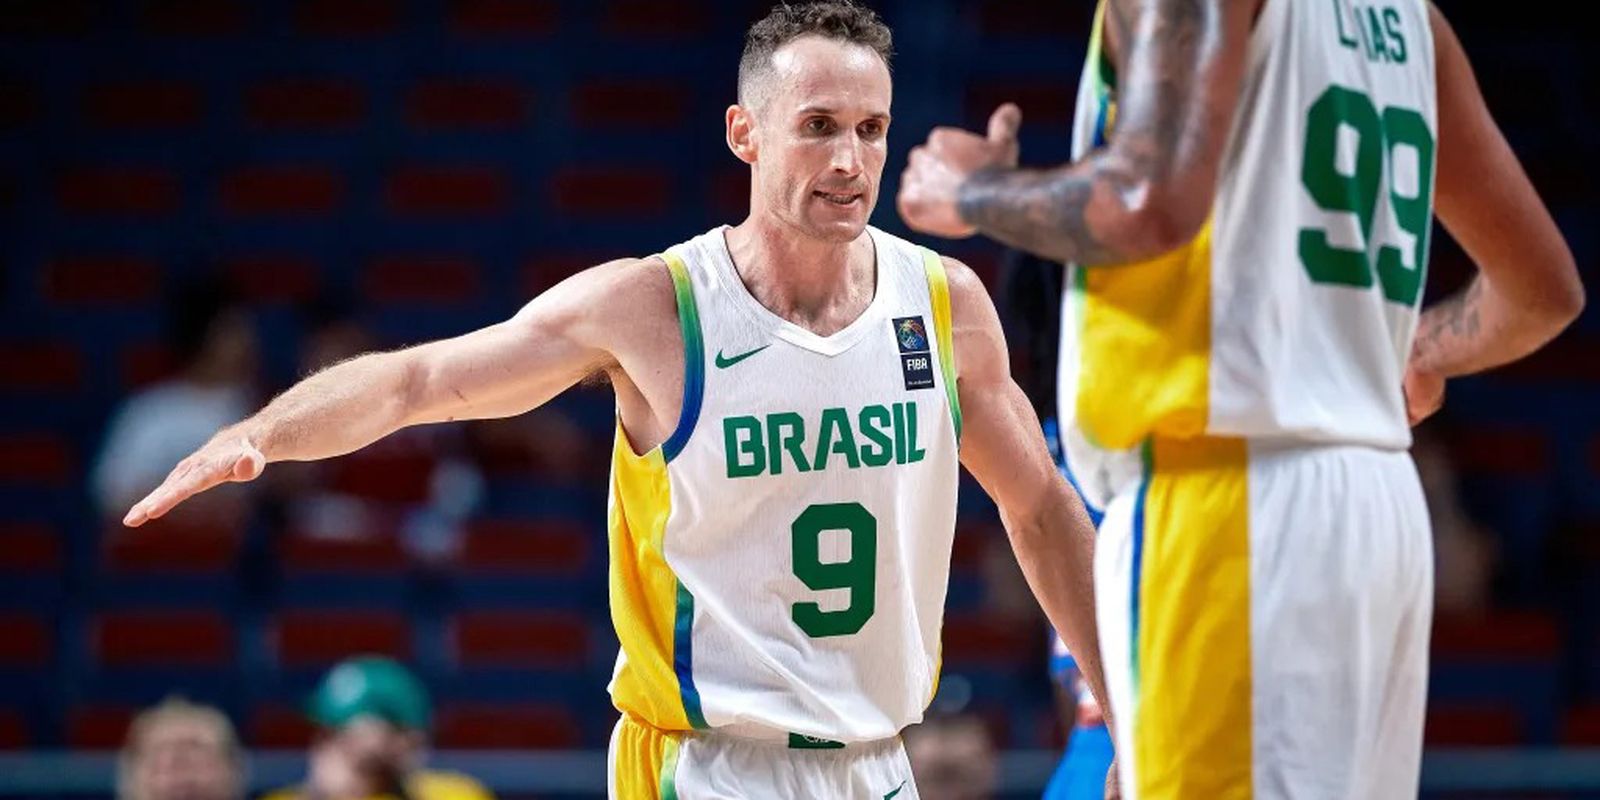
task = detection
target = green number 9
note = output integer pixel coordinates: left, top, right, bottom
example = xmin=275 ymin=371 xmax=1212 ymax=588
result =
xmin=791 ymin=502 xmax=877 ymax=638
xmin=1298 ymin=85 xmax=1435 ymax=307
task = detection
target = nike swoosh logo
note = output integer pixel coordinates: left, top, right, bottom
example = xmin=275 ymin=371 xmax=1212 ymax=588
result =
xmin=714 ymin=344 xmax=770 ymax=369
xmin=883 ymin=780 xmax=906 ymax=799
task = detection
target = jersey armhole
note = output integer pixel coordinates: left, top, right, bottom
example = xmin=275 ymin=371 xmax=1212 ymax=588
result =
xmin=919 ymin=248 xmax=964 ymax=444
xmin=656 ymin=250 xmax=705 ymax=463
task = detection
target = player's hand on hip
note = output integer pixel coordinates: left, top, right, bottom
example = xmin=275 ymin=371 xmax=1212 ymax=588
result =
xmin=123 ymin=431 xmax=265 ymax=527
xmin=1402 ymin=366 xmax=1446 ymax=426
xmin=898 ymin=103 xmax=1023 ymax=238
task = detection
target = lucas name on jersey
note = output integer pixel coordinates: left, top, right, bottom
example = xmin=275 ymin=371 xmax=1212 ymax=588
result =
xmin=1333 ymin=0 xmax=1411 ymax=64
xmin=722 ymin=402 xmax=928 ymax=480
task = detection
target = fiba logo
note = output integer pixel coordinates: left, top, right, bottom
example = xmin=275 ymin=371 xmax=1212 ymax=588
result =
xmin=895 ymin=318 xmax=928 ymax=353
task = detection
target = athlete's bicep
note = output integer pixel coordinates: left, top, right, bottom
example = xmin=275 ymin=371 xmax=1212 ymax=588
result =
xmin=402 ymin=258 xmax=664 ymax=425
xmin=1429 ymin=5 xmax=1581 ymax=313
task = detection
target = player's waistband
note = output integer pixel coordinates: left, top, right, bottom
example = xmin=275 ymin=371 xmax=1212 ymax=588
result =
xmin=1146 ymin=433 xmax=1409 ymax=475
xmin=621 ymin=713 xmax=902 ymax=751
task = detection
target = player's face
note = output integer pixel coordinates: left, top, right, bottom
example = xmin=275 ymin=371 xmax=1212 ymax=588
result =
xmin=751 ymin=37 xmax=891 ymax=242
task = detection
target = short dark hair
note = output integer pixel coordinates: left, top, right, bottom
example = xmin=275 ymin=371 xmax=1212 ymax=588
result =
xmin=738 ymin=1 xmax=893 ymax=107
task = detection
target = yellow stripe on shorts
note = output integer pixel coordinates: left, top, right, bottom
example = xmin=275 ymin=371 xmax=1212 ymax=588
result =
xmin=1134 ymin=435 xmax=1252 ymax=798
xmin=613 ymin=717 xmax=681 ymax=799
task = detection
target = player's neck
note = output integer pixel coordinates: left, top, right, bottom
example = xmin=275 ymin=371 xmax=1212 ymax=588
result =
xmin=724 ymin=216 xmax=875 ymax=331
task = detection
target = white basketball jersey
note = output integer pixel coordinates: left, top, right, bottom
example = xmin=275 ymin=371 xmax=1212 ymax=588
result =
xmin=1057 ymin=0 xmax=1438 ymax=509
xmin=606 ymin=225 xmax=962 ymax=743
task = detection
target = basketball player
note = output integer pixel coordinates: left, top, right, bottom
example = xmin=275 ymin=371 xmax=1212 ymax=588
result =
xmin=122 ymin=3 xmax=1110 ymax=797
xmin=899 ymin=0 xmax=1583 ymax=797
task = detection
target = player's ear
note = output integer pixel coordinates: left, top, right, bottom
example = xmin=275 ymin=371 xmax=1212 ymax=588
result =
xmin=726 ymin=104 xmax=757 ymax=165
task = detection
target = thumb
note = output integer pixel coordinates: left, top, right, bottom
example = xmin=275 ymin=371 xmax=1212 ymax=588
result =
xmin=231 ymin=446 xmax=265 ymax=482
xmin=987 ymin=102 xmax=1022 ymax=144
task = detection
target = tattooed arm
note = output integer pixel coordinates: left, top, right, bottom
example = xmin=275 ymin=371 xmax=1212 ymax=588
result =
xmin=1403 ymin=5 xmax=1583 ymax=423
xmin=898 ymin=0 xmax=1256 ymax=265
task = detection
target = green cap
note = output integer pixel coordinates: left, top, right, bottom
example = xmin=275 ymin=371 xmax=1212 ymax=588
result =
xmin=308 ymin=656 xmax=431 ymax=731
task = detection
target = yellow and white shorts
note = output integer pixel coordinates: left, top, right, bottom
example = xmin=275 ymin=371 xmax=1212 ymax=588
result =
xmin=607 ymin=715 xmax=918 ymax=799
xmin=1095 ymin=437 xmax=1433 ymax=799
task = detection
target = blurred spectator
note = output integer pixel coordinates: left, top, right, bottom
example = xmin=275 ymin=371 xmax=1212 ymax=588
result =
xmin=118 ymin=696 xmax=244 ymax=800
xmin=906 ymin=713 xmax=997 ymax=800
xmin=262 ymin=656 xmax=492 ymax=800
xmin=92 ymin=276 xmax=259 ymax=525
xmin=265 ymin=298 xmax=483 ymax=566
xmin=1415 ymin=422 xmax=1498 ymax=614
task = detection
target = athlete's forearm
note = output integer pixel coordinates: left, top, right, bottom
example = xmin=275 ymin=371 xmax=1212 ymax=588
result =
xmin=956 ymin=157 xmax=1159 ymax=267
xmin=1003 ymin=486 xmax=1113 ymax=732
xmin=1409 ymin=274 xmax=1583 ymax=379
xmin=235 ymin=350 xmax=417 ymax=463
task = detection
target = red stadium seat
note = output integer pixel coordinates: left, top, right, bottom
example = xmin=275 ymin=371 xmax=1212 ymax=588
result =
xmin=42 ymin=255 xmax=161 ymax=305
xmin=449 ymin=610 xmax=591 ymax=668
xmin=120 ymin=341 xmax=177 ymax=389
xmin=245 ymin=80 xmax=365 ymax=131
xmin=294 ymin=0 xmax=401 ymax=37
xmin=941 ymin=613 xmax=1037 ymax=667
xmin=363 ymin=256 xmax=480 ymax=305
xmin=1561 ymin=704 xmax=1600 ymax=746
xmin=434 ymin=703 xmax=579 ymax=749
xmin=219 ymin=166 xmax=344 ymax=216
xmin=1424 ymin=704 xmax=1524 ymax=746
xmin=448 ymin=0 xmax=556 ymax=36
xmin=0 ymin=80 xmax=38 ymax=129
xmin=710 ymin=167 xmax=750 ymax=217
xmin=950 ymin=521 xmax=1001 ymax=575
xmin=0 ymin=343 xmax=82 ymax=391
xmin=279 ymin=531 xmax=408 ymax=573
xmin=520 ymin=251 xmax=610 ymax=297
xmin=223 ymin=254 xmax=321 ymax=304
xmin=249 ymin=704 xmax=315 ymax=749
xmin=458 ymin=519 xmax=590 ymax=575
xmin=570 ymin=81 xmax=688 ymax=130
xmin=602 ymin=0 xmax=709 ymax=38
xmin=549 ymin=168 xmax=670 ymax=217
xmin=83 ymin=80 xmax=202 ymax=130
xmin=324 ymin=445 xmax=436 ymax=505
xmin=67 ymin=705 xmax=136 ymax=749
xmin=0 ymin=432 xmax=73 ymax=487
xmin=272 ymin=610 xmax=410 ymax=668
xmin=103 ymin=520 xmax=241 ymax=574
xmin=384 ymin=166 xmax=509 ymax=217
xmin=0 ymin=522 xmax=63 ymax=572
xmin=0 ymin=708 xmax=28 ymax=749
xmin=141 ymin=0 xmax=246 ymax=37
xmin=406 ymin=80 xmax=527 ymax=131
xmin=1431 ymin=610 xmax=1562 ymax=661
xmin=1449 ymin=427 xmax=1552 ymax=477
xmin=971 ymin=1 xmax=1087 ymax=39
xmin=92 ymin=610 xmax=230 ymax=668
xmin=0 ymin=1 xmax=96 ymax=37
xmin=965 ymin=82 xmax=1075 ymax=129
xmin=0 ymin=613 xmax=50 ymax=667
xmin=57 ymin=166 xmax=180 ymax=216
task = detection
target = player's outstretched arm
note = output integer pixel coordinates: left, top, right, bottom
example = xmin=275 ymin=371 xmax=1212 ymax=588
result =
xmin=1403 ymin=5 xmax=1585 ymax=423
xmin=123 ymin=257 xmax=668 ymax=527
xmin=898 ymin=0 xmax=1255 ymax=266
xmin=941 ymin=256 xmax=1113 ymax=731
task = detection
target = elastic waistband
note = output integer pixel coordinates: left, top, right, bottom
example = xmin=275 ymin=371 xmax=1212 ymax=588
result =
xmin=622 ymin=714 xmax=897 ymax=751
xmin=1148 ymin=435 xmax=1408 ymax=474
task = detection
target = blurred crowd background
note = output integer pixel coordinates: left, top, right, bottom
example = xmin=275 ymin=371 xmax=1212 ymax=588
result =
xmin=0 ymin=1 xmax=1595 ymax=798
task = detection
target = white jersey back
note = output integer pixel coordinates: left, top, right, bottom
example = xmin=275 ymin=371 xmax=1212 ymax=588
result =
xmin=1058 ymin=0 xmax=1438 ymax=509
xmin=606 ymin=225 xmax=963 ymax=743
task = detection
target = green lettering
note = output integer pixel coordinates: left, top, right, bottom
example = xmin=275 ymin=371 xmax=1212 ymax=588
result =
xmin=904 ymin=402 xmax=926 ymax=464
xmin=858 ymin=405 xmax=894 ymax=468
xmin=1334 ymin=0 xmax=1358 ymax=48
xmin=892 ymin=402 xmax=907 ymax=464
xmin=1365 ymin=6 xmax=1389 ymax=62
xmin=1383 ymin=7 xmax=1407 ymax=63
xmin=813 ymin=407 xmax=861 ymax=471
xmin=767 ymin=412 xmax=809 ymax=475
xmin=723 ymin=416 xmax=765 ymax=478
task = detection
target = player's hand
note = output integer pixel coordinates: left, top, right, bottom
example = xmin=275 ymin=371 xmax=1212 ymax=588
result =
xmin=1104 ymin=756 xmax=1122 ymax=799
xmin=122 ymin=429 xmax=265 ymax=527
xmin=1402 ymin=366 xmax=1446 ymax=426
xmin=898 ymin=103 xmax=1022 ymax=238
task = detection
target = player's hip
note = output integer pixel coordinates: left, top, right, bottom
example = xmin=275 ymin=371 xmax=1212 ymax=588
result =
xmin=608 ymin=714 xmax=917 ymax=800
